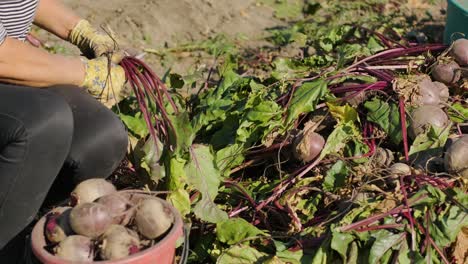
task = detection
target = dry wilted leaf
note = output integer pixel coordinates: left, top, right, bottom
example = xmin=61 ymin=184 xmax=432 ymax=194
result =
xmin=375 ymin=198 xmax=398 ymax=213
xmin=452 ymin=227 xmax=468 ymax=263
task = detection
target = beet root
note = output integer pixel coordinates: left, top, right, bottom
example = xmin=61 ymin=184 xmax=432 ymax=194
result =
xmin=292 ymin=130 xmax=325 ymax=163
xmin=135 ymin=198 xmax=174 ymax=239
xmin=411 ymin=75 xmax=448 ymax=106
xmin=444 ymin=135 xmax=468 ymax=179
xmin=96 ymin=192 xmax=132 ymax=225
xmin=69 ymin=202 xmax=113 ymax=238
xmin=451 ymin=38 xmax=468 ymax=66
xmin=389 ymin=163 xmax=411 ymax=176
xmin=45 ymin=208 xmax=74 ymax=244
xmin=409 ymin=105 xmax=450 ymax=139
xmin=100 ymin=225 xmax=140 ymax=260
xmin=71 ymin=178 xmax=116 ymax=206
xmin=431 ymin=61 xmax=461 ymax=84
xmin=432 ymin=82 xmax=449 ymax=104
xmin=55 ymin=235 xmax=94 ymax=262
xmin=374 ymin=148 xmax=394 ymax=167
xmin=416 ymin=76 xmax=440 ymax=106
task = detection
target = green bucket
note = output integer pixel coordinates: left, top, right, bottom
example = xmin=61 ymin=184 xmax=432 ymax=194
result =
xmin=444 ymin=0 xmax=468 ymax=43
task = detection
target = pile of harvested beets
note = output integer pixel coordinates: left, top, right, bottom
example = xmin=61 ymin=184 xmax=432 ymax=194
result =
xmin=43 ymin=179 xmax=174 ymax=262
xmin=401 ymin=38 xmax=467 ymax=174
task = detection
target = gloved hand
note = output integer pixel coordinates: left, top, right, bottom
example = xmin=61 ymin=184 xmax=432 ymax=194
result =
xmin=81 ymin=57 xmax=127 ymax=107
xmin=69 ymin=19 xmax=118 ymax=59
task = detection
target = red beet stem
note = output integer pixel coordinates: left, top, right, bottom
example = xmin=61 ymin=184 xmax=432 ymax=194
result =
xmin=345 ymin=44 xmax=446 ymax=71
xmin=256 ymin=157 xmax=322 ymax=211
xmin=224 ymin=180 xmax=257 ymax=208
xmin=379 ymin=44 xmax=446 ymax=59
xmin=356 ymin=26 xmax=407 ymax=49
xmin=358 ymin=66 xmax=394 ymax=82
xmin=331 ymin=81 xmax=388 ymax=94
xmin=414 ymin=174 xmax=450 ymax=189
xmin=126 ymin=57 xmax=178 ymax=113
xmin=120 ymin=57 xmax=179 ymax=148
xmin=340 ymin=205 xmax=407 ymax=232
xmin=362 ymin=122 xmax=376 ymax=157
xmin=284 ymin=81 xmax=301 ymax=107
xmin=399 ymin=176 xmax=416 ymax=252
xmin=355 ymin=223 xmax=405 ymax=232
xmin=120 ymin=60 xmax=160 ymax=145
xmin=414 ymin=219 xmax=450 ymax=264
xmin=339 ymin=194 xmax=428 ymax=232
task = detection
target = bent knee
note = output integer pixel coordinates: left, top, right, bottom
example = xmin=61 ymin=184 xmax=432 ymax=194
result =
xmin=30 ymin=90 xmax=74 ymax=140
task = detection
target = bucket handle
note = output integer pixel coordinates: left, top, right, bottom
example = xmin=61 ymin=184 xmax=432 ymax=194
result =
xmin=449 ymin=32 xmax=466 ymax=43
xmin=177 ymin=224 xmax=190 ymax=264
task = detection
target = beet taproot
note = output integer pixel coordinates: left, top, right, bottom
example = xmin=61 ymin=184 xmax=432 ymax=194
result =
xmin=432 ymin=82 xmax=449 ymax=103
xmin=409 ymin=105 xmax=449 ymax=139
xmin=292 ymin=130 xmax=325 ymax=163
xmin=71 ymin=178 xmax=116 ymax=206
xmin=45 ymin=208 xmax=74 ymax=244
xmin=374 ymin=148 xmax=394 ymax=167
xmin=444 ymin=135 xmax=468 ymax=179
xmin=96 ymin=192 xmax=132 ymax=225
xmin=389 ymin=163 xmax=411 ymax=176
xmin=69 ymin=202 xmax=113 ymax=238
xmin=55 ymin=235 xmax=94 ymax=262
xmin=135 ymin=198 xmax=174 ymax=239
xmin=431 ymin=61 xmax=461 ymax=84
xmin=411 ymin=76 xmax=448 ymax=106
xmin=100 ymin=225 xmax=140 ymax=260
xmin=451 ymin=38 xmax=468 ymax=66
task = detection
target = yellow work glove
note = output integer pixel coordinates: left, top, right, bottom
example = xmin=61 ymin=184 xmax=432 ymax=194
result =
xmin=81 ymin=57 xmax=127 ymax=107
xmin=69 ymin=19 xmax=117 ymax=59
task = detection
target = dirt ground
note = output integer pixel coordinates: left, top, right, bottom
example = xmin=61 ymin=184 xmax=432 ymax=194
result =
xmin=32 ymin=0 xmax=448 ymax=74
xmin=67 ymin=0 xmax=283 ymax=46
xmin=54 ymin=0 xmax=447 ymax=46
xmin=36 ymin=0 xmax=283 ymax=54
xmin=31 ymin=0 xmax=289 ymax=74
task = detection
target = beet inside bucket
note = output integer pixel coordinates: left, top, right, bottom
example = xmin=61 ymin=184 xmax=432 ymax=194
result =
xmin=31 ymin=195 xmax=185 ymax=264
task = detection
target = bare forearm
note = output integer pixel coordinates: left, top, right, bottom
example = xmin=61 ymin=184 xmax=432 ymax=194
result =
xmin=0 ymin=38 xmax=84 ymax=87
xmin=33 ymin=0 xmax=80 ymax=40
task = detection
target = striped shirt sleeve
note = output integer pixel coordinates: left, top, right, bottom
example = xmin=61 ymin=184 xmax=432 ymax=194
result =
xmin=0 ymin=22 xmax=7 ymax=45
xmin=0 ymin=0 xmax=40 ymax=45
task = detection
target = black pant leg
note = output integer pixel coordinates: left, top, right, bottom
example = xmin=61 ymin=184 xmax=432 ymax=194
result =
xmin=0 ymin=84 xmax=74 ymax=249
xmin=47 ymin=85 xmax=128 ymax=184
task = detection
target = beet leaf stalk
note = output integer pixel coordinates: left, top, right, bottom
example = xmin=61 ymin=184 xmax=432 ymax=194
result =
xmin=345 ymin=44 xmax=447 ymax=71
xmin=120 ymin=57 xmax=178 ymax=148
